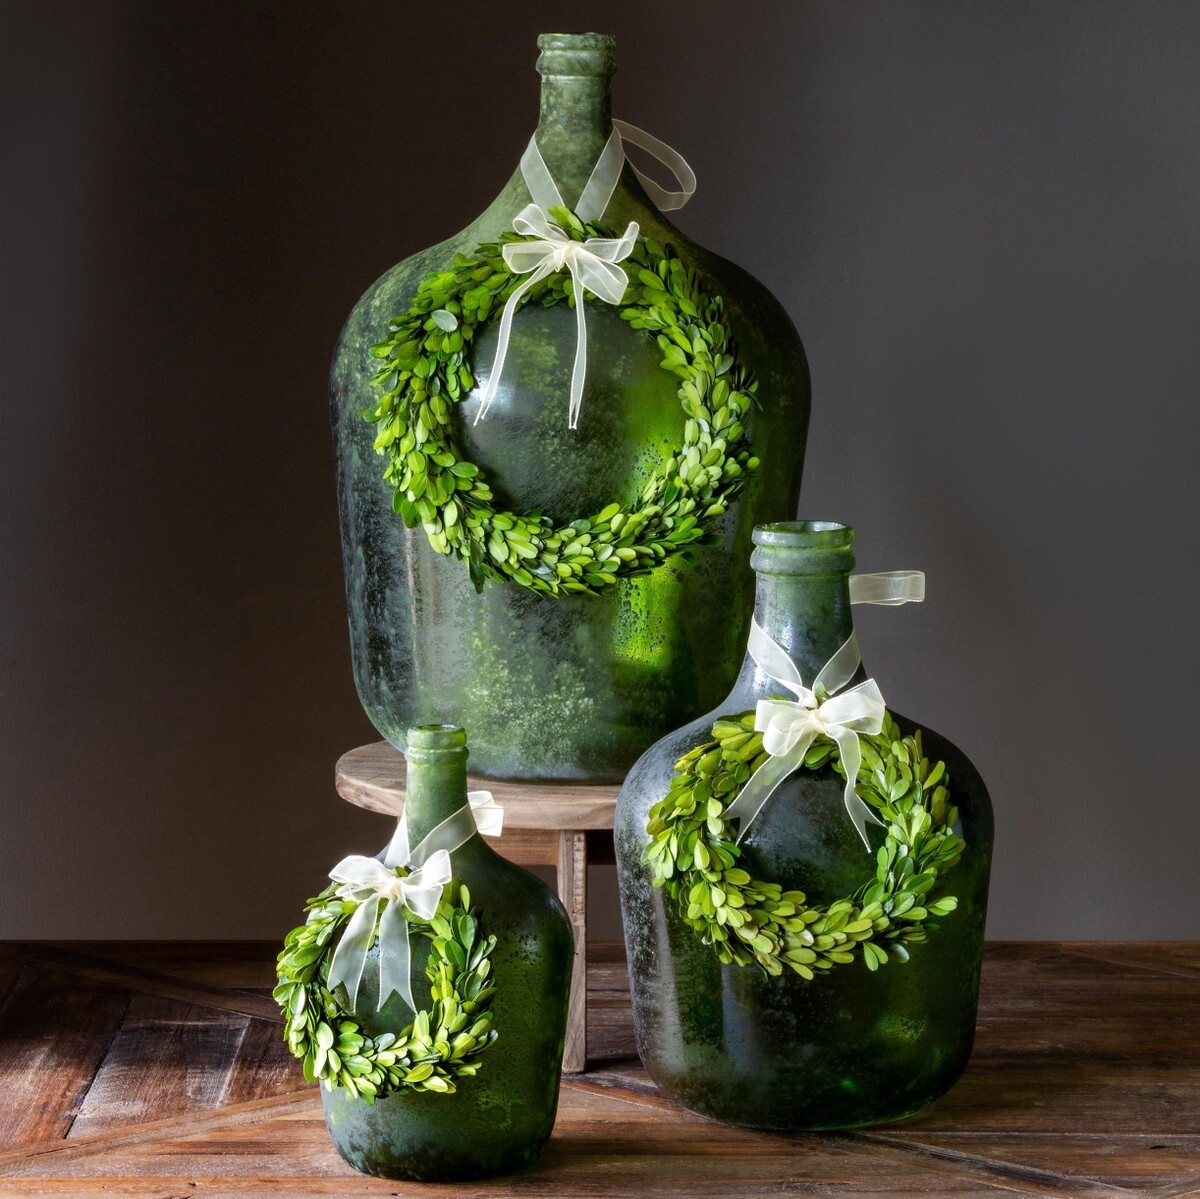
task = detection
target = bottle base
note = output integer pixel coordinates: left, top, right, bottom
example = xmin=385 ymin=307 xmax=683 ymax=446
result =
xmin=329 ymin=1137 xmax=546 ymax=1183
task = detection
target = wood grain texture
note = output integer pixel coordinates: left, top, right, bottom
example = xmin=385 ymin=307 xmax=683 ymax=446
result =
xmin=0 ymin=941 xmax=1194 ymax=1197
xmin=0 ymin=966 xmax=129 ymax=1148
xmin=2 ymin=942 xmax=280 ymax=1021
xmin=558 ymin=829 xmax=588 ymax=1073
xmin=335 ymin=741 xmax=619 ymax=829
xmin=68 ymin=995 xmax=248 ymax=1137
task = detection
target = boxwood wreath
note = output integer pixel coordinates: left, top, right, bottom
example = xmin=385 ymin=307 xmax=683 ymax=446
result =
xmin=644 ymin=712 xmax=965 ymax=977
xmin=364 ymin=206 xmax=760 ymax=596
xmin=274 ymin=883 xmax=498 ymax=1103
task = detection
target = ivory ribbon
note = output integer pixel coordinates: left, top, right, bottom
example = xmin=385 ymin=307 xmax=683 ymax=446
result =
xmin=475 ymin=120 xmax=696 ymax=429
xmin=474 ymin=206 xmax=639 ymax=429
xmin=722 ymin=571 xmax=925 ymax=852
xmin=325 ymin=790 xmax=503 ymax=1014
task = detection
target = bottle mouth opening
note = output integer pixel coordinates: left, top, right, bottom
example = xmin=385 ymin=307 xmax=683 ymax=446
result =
xmin=407 ymin=724 xmax=467 ymax=752
xmin=537 ymin=32 xmax=616 ymax=77
xmin=753 ymin=521 xmax=854 ymax=549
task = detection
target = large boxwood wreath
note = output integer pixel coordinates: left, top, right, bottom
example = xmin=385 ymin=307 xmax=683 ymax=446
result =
xmin=644 ymin=711 xmax=965 ymax=977
xmin=364 ymin=206 xmax=760 ymax=596
xmin=274 ymin=883 xmax=498 ymax=1103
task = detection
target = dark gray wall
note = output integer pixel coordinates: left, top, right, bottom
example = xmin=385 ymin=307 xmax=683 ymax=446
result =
xmin=2 ymin=1 xmax=1196 ymax=940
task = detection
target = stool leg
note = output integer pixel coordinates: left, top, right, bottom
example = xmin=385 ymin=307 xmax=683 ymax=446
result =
xmin=557 ymin=830 xmax=588 ymax=1073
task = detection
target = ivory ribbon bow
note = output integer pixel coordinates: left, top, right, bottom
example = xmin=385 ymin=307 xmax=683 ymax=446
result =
xmin=723 ymin=571 xmax=925 ymax=852
xmin=474 ymin=206 xmax=639 ymax=429
xmin=474 ymin=120 xmax=696 ymax=430
xmin=325 ymin=790 xmax=503 ymax=1014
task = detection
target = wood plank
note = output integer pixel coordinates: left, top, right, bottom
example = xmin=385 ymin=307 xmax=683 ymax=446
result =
xmin=43 ymin=941 xmax=280 ymax=991
xmin=0 ymin=1091 xmax=314 ymax=1174
xmin=558 ymin=829 xmax=588 ymax=1073
xmin=0 ymin=1085 xmax=1046 ymax=1197
xmin=0 ymin=940 xmax=1197 ymax=1198
xmin=336 ymin=741 xmax=619 ymax=829
xmin=880 ymin=1061 xmax=1200 ymax=1136
xmin=68 ymin=994 xmax=249 ymax=1137
xmin=1064 ymin=941 xmax=1200 ymax=981
xmin=865 ymin=1133 xmax=1200 ymax=1196
xmin=0 ymin=943 xmax=281 ymax=1022
xmin=0 ymin=956 xmax=24 ymax=1011
xmin=221 ymin=1016 xmax=308 ymax=1105
xmin=0 ymin=965 xmax=129 ymax=1148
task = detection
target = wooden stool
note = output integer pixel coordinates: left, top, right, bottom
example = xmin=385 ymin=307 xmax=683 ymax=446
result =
xmin=335 ymin=741 xmax=620 ymax=1073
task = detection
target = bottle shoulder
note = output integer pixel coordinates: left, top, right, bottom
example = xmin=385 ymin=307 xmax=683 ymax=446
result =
xmin=887 ymin=708 xmax=994 ymax=842
xmin=452 ymin=840 xmax=573 ymax=942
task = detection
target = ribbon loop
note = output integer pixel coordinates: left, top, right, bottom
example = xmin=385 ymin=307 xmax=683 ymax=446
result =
xmin=522 ymin=121 xmax=696 ymax=224
xmin=325 ymin=791 xmax=503 ymax=1015
xmin=611 ymin=119 xmax=697 ymax=213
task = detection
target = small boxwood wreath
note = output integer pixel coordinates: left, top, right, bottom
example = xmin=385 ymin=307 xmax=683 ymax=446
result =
xmin=644 ymin=711 xmax=965 ymax=978
xmin=364 ymin=206 xmax=760 ymax=596
xmin=274 ymin=883 xmax=497 ymax=1103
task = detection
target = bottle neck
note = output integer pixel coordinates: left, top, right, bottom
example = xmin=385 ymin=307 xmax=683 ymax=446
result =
xmin=534 ymin=37 xmax=614 ymax=205
xmin=730 ymin=523 xmax=861 ymax=700
xmin=738 ymin=572 xmax=857 ymax=694
xmin=404 ymin=750 xmax=474 ymax=849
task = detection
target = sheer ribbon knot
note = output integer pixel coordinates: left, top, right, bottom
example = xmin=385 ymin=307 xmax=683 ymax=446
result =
xmin=325 ymin=790 xmax=503 ymax=1014
xmin=475 ymin=205 xmax=638 ymax=429
xmin=722 ymin=571 xmax=926 ymax=852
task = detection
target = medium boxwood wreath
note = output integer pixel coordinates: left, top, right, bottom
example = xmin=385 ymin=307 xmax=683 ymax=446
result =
xmin=364 ymin=206 xmax=760 ymax=596
xmin=274 ymin=883 xmax=498 ymax=1103
xmin=644 ymin=712 xmax=965 ymax=977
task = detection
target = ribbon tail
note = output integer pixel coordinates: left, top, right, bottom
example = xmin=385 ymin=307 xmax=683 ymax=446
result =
xmin=520 ymin=138 xmax=565 ymax=212
xmin=376 ymin=899 xmax=416 ymax=1014
xmin=723 ymin=739 xmax=811 ymax=843
xmin=813 ymin=632 xmax=863 ymax=696
xmin=568 ymin=269 xmax=587 ymax=430
xmin=829 ymin=727 xmax=881 ymax=852
xmin=849 ymin=571 xmax=925 ymax=606
xmin=468 ymin=790 xmax=504 ymax=837
xmin=382 ymin=815 xmax=410 ymax=869
xmin=326 ymin=894 xmax=381 ymax=1012
xmin=748 ymin=618 xmax=808 ymax=697
xmin=574 ymin=128 xmax=626 ymax=222
xmin=474 ymin=267 xmax=545 ymax=424
xmin=410 ymin=807 xmax=478 ymax=868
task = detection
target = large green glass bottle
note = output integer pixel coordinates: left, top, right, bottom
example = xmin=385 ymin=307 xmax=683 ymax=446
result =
xmin=614 ymin=522 xmax=993 ymax=1130
xmin=331 ymin=33 xmax=809 ymax=781
xmin=322 ymin=725 xmax=573 ymax=1179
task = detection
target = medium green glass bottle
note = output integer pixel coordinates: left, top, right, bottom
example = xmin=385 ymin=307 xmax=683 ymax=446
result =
xmin=614 ymin=522 xmax=993 ymax=1130
xmin=330 ymin=32 xmax=810 ymax=781
xmin=322 ymin=725 xmax=573 ymax=1179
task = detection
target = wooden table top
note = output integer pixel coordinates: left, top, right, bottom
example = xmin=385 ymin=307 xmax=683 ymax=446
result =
xmin=336 ymin=741 xmax=620 ymax=829
xmin=0 ymin=940 xmax=1195 ymax=1196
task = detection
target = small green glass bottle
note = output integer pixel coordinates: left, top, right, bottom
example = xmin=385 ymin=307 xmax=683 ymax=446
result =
xmin=322 ymin=725 xmax=574 ymax=1179
xmin=614 ymin=522 xmax=993 ymax=1130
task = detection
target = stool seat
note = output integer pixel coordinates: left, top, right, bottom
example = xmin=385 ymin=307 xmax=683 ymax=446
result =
xmin=335 ymin=742 xmax=619 ymax=828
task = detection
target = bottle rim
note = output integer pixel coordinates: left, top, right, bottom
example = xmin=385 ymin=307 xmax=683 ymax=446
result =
xmin=537 ymin=32 xmax=616 ymax=77
xmin=753 ymin=521 xmax=854 ymax=549
xmin=407 ymin=724 xmax=467 ymax=753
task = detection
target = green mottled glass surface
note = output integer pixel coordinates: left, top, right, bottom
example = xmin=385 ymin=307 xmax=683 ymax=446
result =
xmin=614 ymin=523 xmax=994 ymax=1130
xmin=322 ymin=726 xmax=573 ymax=1180
xmin=331 ymin=33 xmax=810 ymax=781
